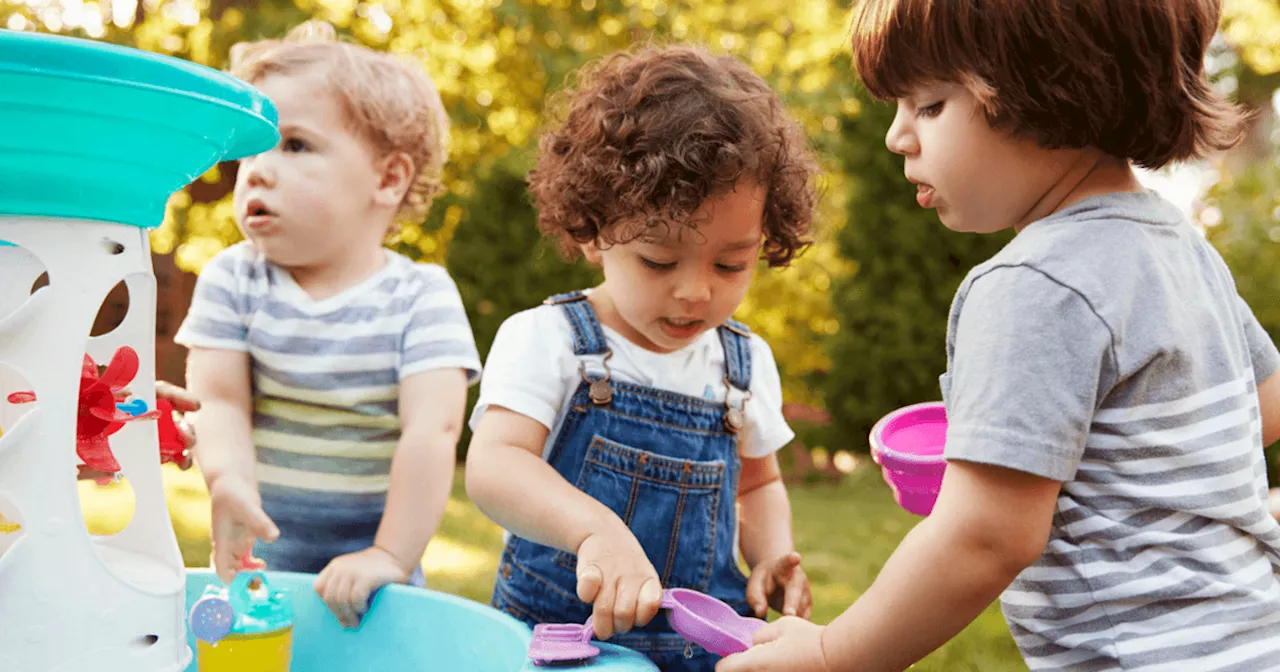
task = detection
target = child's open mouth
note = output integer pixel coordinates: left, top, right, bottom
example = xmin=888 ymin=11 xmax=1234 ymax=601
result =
xmin=915 ymin=183 xmax=936 ymax=208
xmin=660 ymin=317 xmax=704 ymax=340
xmin=243 ymin=200 xmax=278 ymax=230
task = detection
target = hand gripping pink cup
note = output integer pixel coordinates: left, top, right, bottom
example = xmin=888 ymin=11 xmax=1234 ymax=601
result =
xmin=869 ymin=402 xmax=948 ymax=516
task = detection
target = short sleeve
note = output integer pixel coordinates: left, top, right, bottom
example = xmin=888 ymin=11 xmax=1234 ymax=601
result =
xmin=173 ymin=246 xmax=252 ymax=352
xmin=944 ymin=266 xmax=1115 ymax=482
xmin=740 ymin=335 xmax=795 ymax=459
xmin=399 ymin=267 xmax=482 ymax=384
xmin=1237 ymin=296 xmax=1280 ymax=385
xmin=468 ymin=307 xmax=577 ymax=432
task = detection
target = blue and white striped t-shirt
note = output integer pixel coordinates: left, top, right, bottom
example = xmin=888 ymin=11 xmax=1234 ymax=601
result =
xmin=943 ymin=191 xmax=1280 ymax=671
xmin=175 ymin=242 xmax=481 ymax=498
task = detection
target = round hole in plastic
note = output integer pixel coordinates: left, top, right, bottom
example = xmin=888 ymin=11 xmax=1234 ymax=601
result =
xmin=90 ymin=280 xmax=130 ymax=338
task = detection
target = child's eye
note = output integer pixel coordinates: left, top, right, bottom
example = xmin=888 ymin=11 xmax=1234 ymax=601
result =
xmin=640 ymin=257 xmax=676 ymax=271
xmin=283 ymin=137 xmax=309 ymax=152
xmin=716 ymin=263 xmax=748 ymax=273
xmin=916 ymin=102 xmax=945 ymax=118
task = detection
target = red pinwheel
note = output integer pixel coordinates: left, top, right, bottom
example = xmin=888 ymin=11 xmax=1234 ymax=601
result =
xmin=6 ymin=346 xmax=158 ymax=474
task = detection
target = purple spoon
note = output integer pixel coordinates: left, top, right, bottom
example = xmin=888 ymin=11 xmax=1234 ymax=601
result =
xmin=661 ymin=588 xmax=766 ymax=656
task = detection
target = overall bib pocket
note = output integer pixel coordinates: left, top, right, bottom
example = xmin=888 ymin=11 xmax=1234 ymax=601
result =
xmin=555 ymin=435 xmax=726 ymax=591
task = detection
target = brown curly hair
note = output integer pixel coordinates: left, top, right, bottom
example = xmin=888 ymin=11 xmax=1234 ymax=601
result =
xmin=230 ymin=21 xmax=450 ymax=223
xmin=529 ymin=44 xmax=820 ymax=267
xmin=850 ymin=0 xmax=1247 ymax=170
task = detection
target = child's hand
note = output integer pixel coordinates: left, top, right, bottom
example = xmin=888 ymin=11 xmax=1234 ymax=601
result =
xmin=74 ymin=381 xmax=201 ymax=479
xmin=746 ymin=551 xmax=812 ymax=619
xmin=575 ymin=530 xmax=664 ymax=640
xmin=156 ymin=380 xmax=200 ymax=468
xmin=715 ymin=616 xmax=830 ymax=672
xmin=209 ymin=476 xmax=279 ymax=585
xmin=315 ymin=546 xmax=413 ymax=629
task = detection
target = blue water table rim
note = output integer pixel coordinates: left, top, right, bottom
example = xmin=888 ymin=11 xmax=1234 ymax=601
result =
xmin=0 ymin=30 xmax=278 ymax=161
xmin=0 ymin=30 xmax=279 ymax=229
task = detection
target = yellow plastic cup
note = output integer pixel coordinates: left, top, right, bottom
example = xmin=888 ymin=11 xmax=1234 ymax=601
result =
xmin=196 ymin=626 xmax=292 ymax=672
xmin=190 ymin=571 xmax=295 ymax=672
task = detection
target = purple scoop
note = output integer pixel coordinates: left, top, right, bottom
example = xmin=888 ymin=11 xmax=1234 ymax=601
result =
xmin=869 ymin=402 xmax=948 ymax=516
xmin=525 ymin=588 xmax=766 ymax=665
xmin=661 ymin=588 xmax=765 ymax=656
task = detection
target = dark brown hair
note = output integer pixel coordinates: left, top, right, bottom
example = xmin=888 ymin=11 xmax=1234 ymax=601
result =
xmin=528 ymin=43 xmax=819 ymax=267
xmin=850 ymin=0 xmax=1248 ymax=169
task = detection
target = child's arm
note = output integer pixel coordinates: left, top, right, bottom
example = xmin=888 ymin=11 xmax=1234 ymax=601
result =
xmin=315 ymin=367 xmax=468 ymax=628
xmin=187 ymin=347 xmax=255 ymax=489
xmin=466 ymin=407 xmax=663 ymax=639
xmin=718 ymin=463 xmax=1059 ymax=672
xmin=818 ymin=462 xmax=1058 ymax=671
xmin=187 ymin=347 xmax=279 ymax=583
xmin=1260 ymin=371 xmax=1279 ymax=448
xmin=376 ymin=368 xmax=467 ymax=571
xmin=738 ymin=453 xmax=810 ymax=619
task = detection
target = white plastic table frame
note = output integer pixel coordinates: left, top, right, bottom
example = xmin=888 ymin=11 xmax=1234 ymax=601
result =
xmin=0 ymin=217 xmax=190 ymax=672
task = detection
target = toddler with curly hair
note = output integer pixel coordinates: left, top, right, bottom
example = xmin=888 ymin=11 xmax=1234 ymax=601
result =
xmin=464 ymin=43 xmax=822 ymax=671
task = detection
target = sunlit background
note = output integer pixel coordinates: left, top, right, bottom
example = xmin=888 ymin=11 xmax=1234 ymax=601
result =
xmin=3 ymin=2 xmax=1279 ymax=669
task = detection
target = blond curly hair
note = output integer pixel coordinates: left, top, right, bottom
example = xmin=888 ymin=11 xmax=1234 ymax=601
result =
xmin=230 ymin=21 xmax=450 ymax=223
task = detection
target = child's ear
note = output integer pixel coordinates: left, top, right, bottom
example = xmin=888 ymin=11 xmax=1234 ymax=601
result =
xmin=580 ymin=241 xmax=603 ymax=264
xmin=373 ymin=151 xmax=415 ymax=209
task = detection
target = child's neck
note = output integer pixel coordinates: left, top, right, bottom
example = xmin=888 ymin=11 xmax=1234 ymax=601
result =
xmin=1016 ymin=150 xmax=1144 ymax=232
xmin=283 ymin=246 xmax=388 ymax=301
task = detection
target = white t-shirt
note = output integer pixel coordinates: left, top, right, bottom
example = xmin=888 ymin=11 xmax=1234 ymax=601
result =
xmin=469 ymin=300 xmax=794 ymax=460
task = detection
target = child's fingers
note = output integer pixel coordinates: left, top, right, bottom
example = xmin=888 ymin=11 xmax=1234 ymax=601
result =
xmin=751 ymin=617 xmax=790 ymax=645
xmin=329 ymin=572 xmax=359 ymax=629
xmin=576 ymin=562 xmax=603 ymax=603
xmin=611 ymin=576 xmax=640 ymax=635
xmin=156 ymin=381 xmax=201 ymax=412
xmin=212 ymin=533 xmax=250 ymax=585
xmin=794 ymin=576 xmax=814 ymax=620
xmin=350 ymin=576 xmax=375 ymax=617
xmin=213 ymin=545 xmax=238 ymax=585
xmin=591 ymin=576 xmax=619 ymax=640
xmin=775 ymin=551 xmax=803 ymax=575
xmin=635 ymin=577 xmax=663 ymax=628
xmin=745 ymin=566 xmax=770 ymax=618
xmin=243 ymin=505 xmax=280 ymax=543
xmin=314 ymin=566 xmax=331 ymax=598
xmin=782 ymin=579 xmax=803 ymax=617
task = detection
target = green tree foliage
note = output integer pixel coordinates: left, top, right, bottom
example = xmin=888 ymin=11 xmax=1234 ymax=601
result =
xmin=1 ymin=0 xmax=856 ymax=423
xmin=821 ymin=82 xmax=1012 ymax=450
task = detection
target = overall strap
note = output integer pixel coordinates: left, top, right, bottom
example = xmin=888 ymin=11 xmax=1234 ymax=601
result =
xmin=544 ymin=291 xmax=609 ymax=356
xmin=718 ymin=319 xmax=753 ymax=391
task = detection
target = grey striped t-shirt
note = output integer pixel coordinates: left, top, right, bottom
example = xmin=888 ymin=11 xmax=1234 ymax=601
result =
xmin=175 ymin=242 xmax=481 ymax=496
xmin=942 ymin=191 xmax=1280 ymax=671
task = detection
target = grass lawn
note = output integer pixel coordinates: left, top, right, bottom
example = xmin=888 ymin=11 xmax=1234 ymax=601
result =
xmin=80 ymin=463 xmax=1026 ymax=671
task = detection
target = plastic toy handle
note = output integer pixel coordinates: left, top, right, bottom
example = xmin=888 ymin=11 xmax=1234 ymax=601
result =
xmin=229 ymin=570 xmax=271 ymax=615
xmin=660 ymin=590 xmax=679 ymax=611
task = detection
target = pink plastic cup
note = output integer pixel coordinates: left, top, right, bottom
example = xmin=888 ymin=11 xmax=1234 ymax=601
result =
xmin=869 ymin=402 xmax=948 ymax=516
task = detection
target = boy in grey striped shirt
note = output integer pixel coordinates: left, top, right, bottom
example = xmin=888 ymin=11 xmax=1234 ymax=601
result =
xmin=175 ymin=21 xmax=480 ymax=629
xmin=719 ymin=1 xmax=1280 ymax=671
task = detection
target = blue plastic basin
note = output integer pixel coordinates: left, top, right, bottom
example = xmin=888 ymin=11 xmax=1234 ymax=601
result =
xmin=184 ymin=570 xmax=659 ymax=671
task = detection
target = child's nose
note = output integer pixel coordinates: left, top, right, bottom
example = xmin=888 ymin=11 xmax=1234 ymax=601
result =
xmin=241 ymin=156 xmax=277 ymax=189
xmin=673 ymin=273 xmax=712 ymax=303
xmin=885 ymin=109 xmax=919 ymax=156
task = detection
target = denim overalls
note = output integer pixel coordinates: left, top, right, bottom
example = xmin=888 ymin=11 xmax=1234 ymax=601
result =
xmin=491 ymin=291 xmax=754 ymax=671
